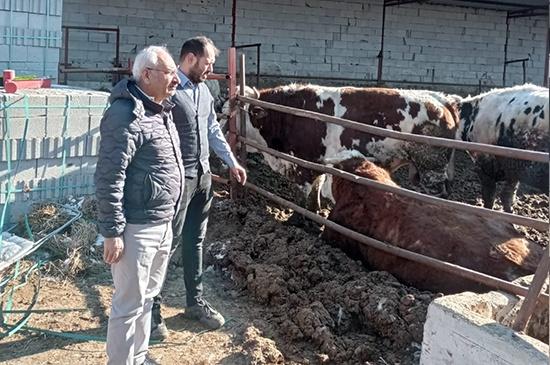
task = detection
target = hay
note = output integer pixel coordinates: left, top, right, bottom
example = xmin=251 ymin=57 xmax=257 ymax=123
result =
xmin=23 ymin=200 xmax=104 ymax=279
xmin=81 ymin=196 xmax=98 ymax=221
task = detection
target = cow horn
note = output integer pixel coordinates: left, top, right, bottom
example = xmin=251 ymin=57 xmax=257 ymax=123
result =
xmin=252 ymin=86 xmax=260 ymax=99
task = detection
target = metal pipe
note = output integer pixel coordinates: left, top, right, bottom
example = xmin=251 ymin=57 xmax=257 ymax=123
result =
xmin=237 ymin=95 xmax=549 ymax=163
xmin=545 ymin=27 xmax=549 ymax=87
xmin=43 ymin=0 xmax=49 ymax=78
xmin=63 ymin=26 xmax=69 ymax=84
xmin=206 ymin=73 xmax=231 ymax=80
xmin=61 ymin=25 xmax=119 ymax=32
xmin=231 ymin=0 xmax=237 ymax=47
xmin=503 ymin=12 xmax=510 ymax=87
xmin=115 ymin=27 xmax=120 ymax=66
xmin=255 ymin=73 xmax=493 ymax=88
xmin=235 ymin=43 xmax=261 ymax=87
xmin=239 ymin=53 xmax=247 ymax=167
xmin=8 ymin=0 xmax=13 ymax=69
xmin=377 ymin=2 xmax=387 ymax=85
xmin=240 ymin=136 xmax=548 ymax=232
xmin=235 ymin=43 xmax=262 ymax=49
xmin=227 ymin=47 xmax=238 ymax=199
xmin=512 ymin=247 xmax=549 ymax=332
xmin=243 ymin=180 xmax=548 ymax=302
xmin=256 ymin=47 xmax=261 ymax=87
xmin=59 ymin=67 xmax=131 ymax=74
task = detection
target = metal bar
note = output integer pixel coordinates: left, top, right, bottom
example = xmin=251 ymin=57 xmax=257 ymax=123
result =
xmin=237 ymin=95 xmax=549 ymax=163
xmin=61 ymin=25 xmax=119 ymax=32
xmin=446 ymin=0 xmax=547 ymax=10
xmin=235 ymin=43 xmax=262 ymax=49
xmin=255 ymin=73 xmax=505 ymax=88
xmin=239 ymin=53 xmax=247 ymax=167
xmin=63 ymin=26 xmax=69 ymax=84
xmin=240 ymin=137 xmax=548 ymax=232
xmin=503 ymin=13 xmax=510 ymax=87
xmin=243 ymin=180 xmax=548 ymax=301
xmin=256 ymin=46 xmax=261 ymax=88
xmin=231 ymin=0 xmax=237 ymax=47
xmin=206 ymin=73 xmax=231 ymax=80
xmin=115 ymin=27 xmax=120 ymax=66
xmin=59 ymin=67 xmax=131 ymax=74
xmin=377 ymin=3 xmax=387 ymax=85
xmin=522 ymin=60 xmax=526 ymax=84
xmin=505 ymin=57 xmax=530 ymax=64
xmin=512 ymin=247 xmax=549 ymax=332
xmin=227 ymin=47 xmax=238 ymax=199
xmin=545 ymin=27 xmax=549 ymax=87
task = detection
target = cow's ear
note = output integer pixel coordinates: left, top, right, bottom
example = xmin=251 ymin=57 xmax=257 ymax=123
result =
xmin=251 ymin=106 xmax=268 ymax=120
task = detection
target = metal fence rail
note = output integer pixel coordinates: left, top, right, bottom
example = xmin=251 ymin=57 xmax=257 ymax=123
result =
xmin=240 ymin=137 xmax=549 ymax=232
xmin=237 ymin=95 xmax=549 ymax=163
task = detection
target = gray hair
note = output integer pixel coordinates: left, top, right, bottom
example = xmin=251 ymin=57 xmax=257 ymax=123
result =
xmin=132 ymin=45 xmax=172 ymax=81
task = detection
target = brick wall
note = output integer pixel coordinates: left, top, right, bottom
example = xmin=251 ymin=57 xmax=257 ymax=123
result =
xmin=0 ymin=0 xmax=63 ymax=80
xmin=60 ymin=0 xmax=547 ymax=91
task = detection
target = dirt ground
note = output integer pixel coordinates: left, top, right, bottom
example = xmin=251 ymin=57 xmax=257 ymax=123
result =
xmin=0 ymin=151 xmax=547 ymax=365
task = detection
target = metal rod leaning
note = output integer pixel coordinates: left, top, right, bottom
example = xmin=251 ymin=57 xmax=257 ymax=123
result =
xmin=243 ymin=180 xmax=548 ymax=302
xmin=237 ymin=95 xmax=549 ymax=163
xmin=512 ymin=247 xmax=550 ymax=332
xmin=239 ymin=137 xmax=549 ymax=232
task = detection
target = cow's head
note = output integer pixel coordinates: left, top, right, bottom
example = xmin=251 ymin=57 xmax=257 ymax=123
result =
xmin=219 ymin=86 xmax=260 ymax=133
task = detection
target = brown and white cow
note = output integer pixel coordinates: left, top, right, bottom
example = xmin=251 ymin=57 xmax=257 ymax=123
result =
xmin=227 ymin=84 xmax=460 ymax=209
xmin=323 ymin=157 xmax=543 ymax=294
xmin=456 ymin=83 xmax=549 ymax=212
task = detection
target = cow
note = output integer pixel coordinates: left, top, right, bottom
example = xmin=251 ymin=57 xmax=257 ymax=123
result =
xmin=322 ymin=157 xmax=544 ymax=294
xmin=225 ymin=84 xmax=460 ymax=210
xmin=456 ymin=83 xmax=549 ymax=212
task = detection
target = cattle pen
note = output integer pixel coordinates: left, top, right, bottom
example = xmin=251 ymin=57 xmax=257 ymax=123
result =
xmin=218 ymin=48 xmax=549 ymax=338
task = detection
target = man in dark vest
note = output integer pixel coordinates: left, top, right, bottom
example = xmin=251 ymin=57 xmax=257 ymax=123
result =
xmin=151 ymin=36 xmax=247 ymax=340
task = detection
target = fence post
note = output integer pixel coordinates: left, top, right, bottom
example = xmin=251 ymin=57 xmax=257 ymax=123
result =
xmin=237 ymin=53 xmax=247 ymax=199
xmin=227 ymin=47 xmax=238 ymax=199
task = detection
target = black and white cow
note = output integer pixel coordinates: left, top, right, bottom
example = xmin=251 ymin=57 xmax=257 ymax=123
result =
xmin=457 ymin=83 xmax=549 ymax=212
xmin=224 ymin=84 xmax=460 ymax=209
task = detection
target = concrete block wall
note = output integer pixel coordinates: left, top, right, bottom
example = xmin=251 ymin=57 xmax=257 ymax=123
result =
xmin=384 ymin=4 xmax=547 ymax=87
xmin=0 ymin=87 xmax=109 ymax=223
xmin=60 ymin=0 xmax=547 ymax=91
xmin=0 ymin=0 xmax=63 ymax=80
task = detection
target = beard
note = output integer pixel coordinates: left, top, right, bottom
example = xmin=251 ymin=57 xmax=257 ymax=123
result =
xmin=188 ymin=65 xmax=207 ymax=84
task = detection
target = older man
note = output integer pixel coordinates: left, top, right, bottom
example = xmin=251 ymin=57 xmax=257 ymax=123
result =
xmin=151 ymin=36 xmax=246 ymax=339
xmin=95 ymin=45 xmax=183 ymax=365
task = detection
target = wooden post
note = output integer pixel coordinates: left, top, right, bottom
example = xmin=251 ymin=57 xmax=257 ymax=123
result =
xmin=512 ymin=247 xmax=549 ymax=332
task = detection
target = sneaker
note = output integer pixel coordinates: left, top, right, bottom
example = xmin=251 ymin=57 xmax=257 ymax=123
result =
xmin=150 ymin=304 xmax=169 ymax=341
xmin=183 ymin=299 xmax=225 ymax=329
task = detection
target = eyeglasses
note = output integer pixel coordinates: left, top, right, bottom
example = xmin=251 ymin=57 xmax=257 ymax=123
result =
xmin=146 ymin=67 xmax=178 ymax=77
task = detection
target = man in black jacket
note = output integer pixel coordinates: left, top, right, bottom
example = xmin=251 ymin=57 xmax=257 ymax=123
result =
xmin=151 ymin=36 xmax=246 ymax=339
xmin=95 ymin=45 xmax=183 ymax=365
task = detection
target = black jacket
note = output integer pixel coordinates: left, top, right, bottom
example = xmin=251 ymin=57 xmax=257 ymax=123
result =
xmin=94 ymin=79 xmax=184 ymax=238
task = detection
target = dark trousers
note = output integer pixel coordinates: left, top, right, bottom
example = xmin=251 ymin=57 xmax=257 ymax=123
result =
xmin=153 ymin=170 xmax=213 ymax=308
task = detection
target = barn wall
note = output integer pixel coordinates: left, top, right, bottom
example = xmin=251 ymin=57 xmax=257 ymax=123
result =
xmin=61 ymin=0 xmax=547 ymax=91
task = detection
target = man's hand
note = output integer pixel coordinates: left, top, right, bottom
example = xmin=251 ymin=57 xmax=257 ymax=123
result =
xmin=230 ymin=164 xmax=247 ymax=185
xmin=103 ymin=236 xmax=125 ymax=264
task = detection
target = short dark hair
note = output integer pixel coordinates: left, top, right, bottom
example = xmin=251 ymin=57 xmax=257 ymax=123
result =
xmin=179 ymin=36 xmax=219 ymax=60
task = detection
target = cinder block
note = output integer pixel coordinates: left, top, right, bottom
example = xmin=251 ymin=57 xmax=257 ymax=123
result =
xmin=64 ymin=135 xmax=87 ymax=157
xmin=36 ymin=156 xmax=82 ymax=180
xmin=84 ymin=134 xmax=101 ymax=156
xmin=0 ymin=159 xmax=37 ymax=186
